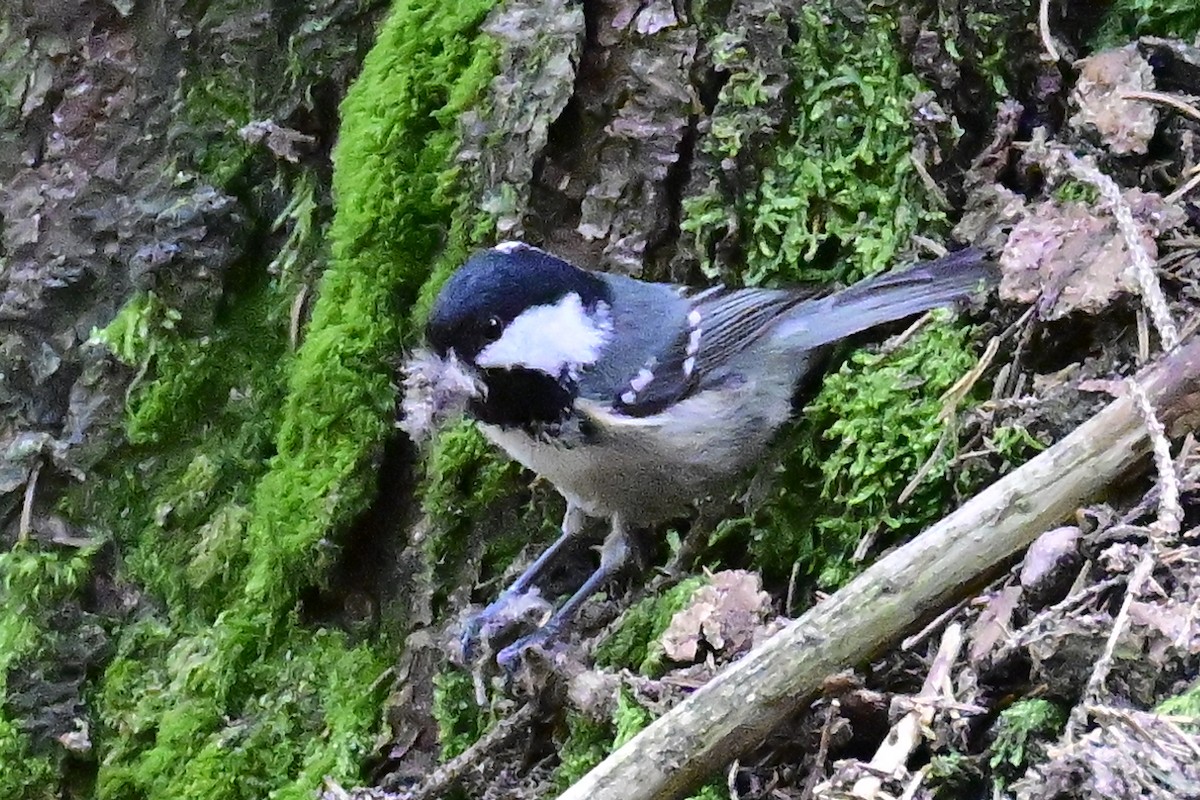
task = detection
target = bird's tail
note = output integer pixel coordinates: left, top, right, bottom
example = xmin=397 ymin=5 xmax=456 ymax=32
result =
xmin=773 ymin=248 xmax=997 ymax=349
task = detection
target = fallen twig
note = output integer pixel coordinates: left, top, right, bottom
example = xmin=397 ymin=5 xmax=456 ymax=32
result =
xmin=555 ymin=336 xmax=1200 ymax=800
xmin=850 ymin=623 xmax=963 ymax=799
xmin=18 ymin=460 xmax=41 ymax=545
xmin=361 ymin=702 xmax=539 ymax=800
xmin=1038 ymin=0 xmax=1060 ymax=62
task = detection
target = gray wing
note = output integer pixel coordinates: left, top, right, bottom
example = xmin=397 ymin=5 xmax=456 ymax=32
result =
xmin=607 ymin=248 xmax=996 ymax=417
xmin=610 ymin=284 xmax=808 ymax=417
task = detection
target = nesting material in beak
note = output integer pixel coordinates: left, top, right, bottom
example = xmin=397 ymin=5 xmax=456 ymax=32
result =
xmin=397 ymin=349 xmax=485 ymax=443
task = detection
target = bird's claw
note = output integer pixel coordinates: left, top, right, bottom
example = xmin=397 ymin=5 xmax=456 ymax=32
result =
xmin=495 ymin=623 xmax=559 ymax=674
xmin=458 ymin=588 xmax=553 ymax=667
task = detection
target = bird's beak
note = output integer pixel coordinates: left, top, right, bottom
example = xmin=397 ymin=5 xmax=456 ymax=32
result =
xmin=397 ymin=348 xmax=486 ymax=444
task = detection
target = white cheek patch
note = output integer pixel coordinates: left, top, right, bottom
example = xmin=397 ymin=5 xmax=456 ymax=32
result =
xmin=475 ymin=293 xmax=612 ymax=376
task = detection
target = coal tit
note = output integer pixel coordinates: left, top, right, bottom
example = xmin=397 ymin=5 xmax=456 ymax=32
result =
xmin=401 ymin=241 xmax=995 ymax=666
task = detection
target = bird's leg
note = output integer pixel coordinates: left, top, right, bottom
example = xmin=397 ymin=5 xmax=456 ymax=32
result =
xmin=505 ymin=503 xmax=589 ymax=597
xmin=461 ymin=503 xmax=588 ymax=662
xmin=496 ymin=514 xmax=633 ymax=670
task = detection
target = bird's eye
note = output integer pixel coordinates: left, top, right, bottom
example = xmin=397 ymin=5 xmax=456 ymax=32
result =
xmin=484 ymin=315 xmax=502 ymax=339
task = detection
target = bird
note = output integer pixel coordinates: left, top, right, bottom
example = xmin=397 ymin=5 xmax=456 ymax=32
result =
xmin=400 ymin=241 xmax=996 ymax=668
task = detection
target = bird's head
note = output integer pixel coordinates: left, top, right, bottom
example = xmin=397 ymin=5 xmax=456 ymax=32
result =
xmin=400 ymin=242 xmax=613 ymax=440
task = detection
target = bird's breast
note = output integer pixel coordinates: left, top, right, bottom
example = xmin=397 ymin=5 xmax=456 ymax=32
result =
xmin=478 ymin=385 xmax=784 ymax=524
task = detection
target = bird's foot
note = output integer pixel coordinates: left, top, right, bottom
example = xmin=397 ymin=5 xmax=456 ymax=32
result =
xmin=495 ymin=620 xmax=564 ymax=674
xmin=459 ymin=588 xmax=554 ymax=667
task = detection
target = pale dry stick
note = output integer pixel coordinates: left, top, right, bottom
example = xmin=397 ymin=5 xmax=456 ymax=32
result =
xmin=891 ymin=697 xmax=987 ymax=716
xmin=939 ymin=334 xmax=1002 ymax=422
xmin=289 ymin=284 xmax=310 ymax=351
xmin=389 ymin=701 xmax=538 ymax=800
xmin=901 ymin=595 xmax=972 ymax=651
xmin=799 ymin=699 xmax=841 ymax=800
xmin=1087 ymin=704 xmax=1200 ymax=760
xmin=897 ymin=321 xmax=1008 ymax=507
xmin=909 ymin=147 xmax=951 ymax=210
xmin=1175 ymin=594 xmax=1198 ymax=650
xmin=897 ymin=768 xmax=928 ymax=800
xmin=786 ymin=559 xmax=802 ymax=617
xmin=910 ymin=234 xmax=949 ymax=258
xmin=850 ymin=623 xmax=964 ymax=800
xmin=1032 ymin=144 xmax=1181 ymax=352
xmin=1118 ymin=90 xmax=1200 ymax=125
xmin=18 ymin=461 xmax=41 ymax=545
xmin=1068 ymin=549 xmax=1156 ymax=741
xmin=880 ymin=311 xmax=934 ymax=355
xmin=1067 ymin=377 xmax=1180 ymax=739
xmin=1166 ymin=165 xmax=1200 ymax=205
xmin=895 ymin=427 xmax=951 ymax=508
xmin=1038 ymin=0 xmax=1060 ymax=62
xmin=1002 ymin=576 xmax=1124 ymax=653
xmin=1118 ymin=86 xmax=1200 ymax=204
xmin=1069 ymin=154 xmax=1179 ymax=351
xmin=1129 ymin=377 xmax=1184 ymax=536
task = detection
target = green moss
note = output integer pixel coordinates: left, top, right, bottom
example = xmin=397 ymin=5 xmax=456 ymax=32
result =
xmin=744 ymin=315 xmax=981 ymax=588
xmin=747 ymin=5 xmax=941 ymax=285
xmin=0 ymin=546 xmax=93 ymax=796
xmin=990 ymin=424 xmax=1048 ymax=463
xmin=550 ymin=688 xmax=719 ymax=796
xmin=960 ymin=9 xmax=1017 ymax=99
xmin=1157 ymin=680 xmax=1200 ymax=724
xmin=1051 ymin=180 xmax=1102 ymax=206
xmin=0 ymin=18 xmax=29 ymax=129
xmin=595 ymin=577 xmax=707 ymax=676
xmin=38 ymin=0 xmax=506 ymax=797
xmin=554 ymin=713 xmax=612 ymax=790
xmin=612 ymin=688 xmax=654 ymax=748
xmin=329 ymin=0 xmax=520 ymax=589
xmin=551 ymin=690 xmax=656 ymax=789
xmin=683 ymin=3 xmax=943 ymax=285
xmin=988 ymin=699 xmax=1067 ymax=786
xmin=422 ymin=423 xmax=521 ymax=534
xmin=432 ymin=670 xmax=491 ymax=759
xmin=180 ymin=77 xmax=255 ymax=188
xmin=80 ymin=284 xmax=286 ymax=623
xmin=551 ymin=689 xmax=655 ymax=790
xmin=1093 ymin=0 xmax=1200 ymax=47
xmin=927 ymin=751 xmax=984 ymax=799
xmin=675 ymin=1 xmax=991 ymax=591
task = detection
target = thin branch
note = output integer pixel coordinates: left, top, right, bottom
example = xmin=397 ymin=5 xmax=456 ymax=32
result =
xmin=556 ymin=336 xmax=1200 ymax=800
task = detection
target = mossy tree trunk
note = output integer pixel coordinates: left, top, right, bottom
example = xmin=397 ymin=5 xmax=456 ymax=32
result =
xmin=2 ymin=0 xmax=1194 ymax=798
xmin=0 ymin=0 xmax=392 ymax=796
